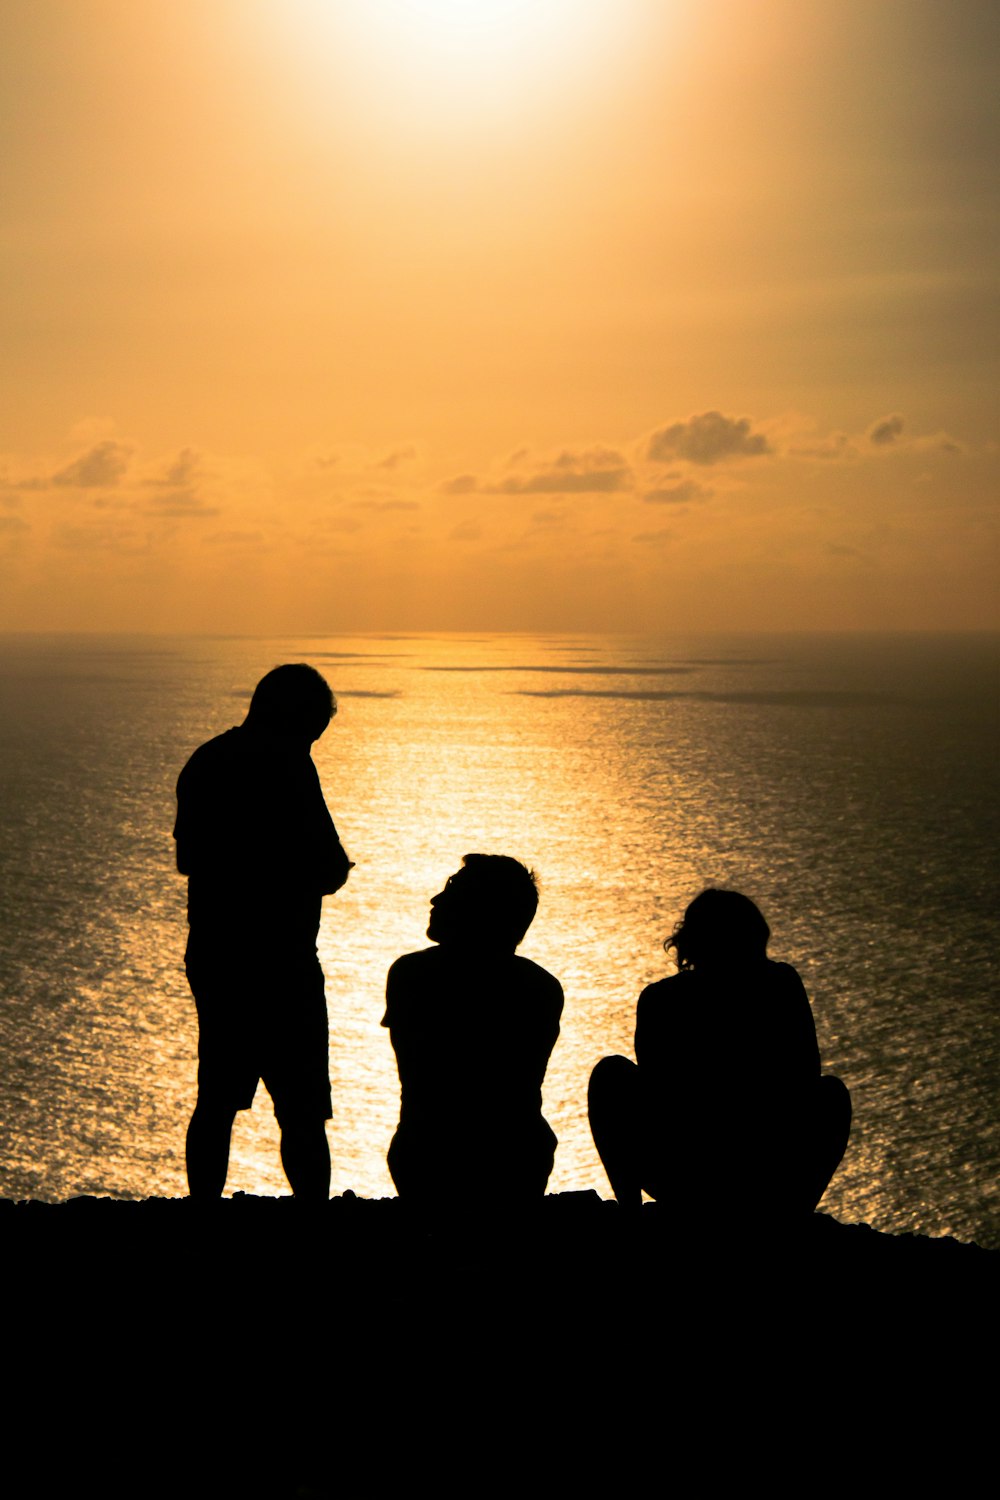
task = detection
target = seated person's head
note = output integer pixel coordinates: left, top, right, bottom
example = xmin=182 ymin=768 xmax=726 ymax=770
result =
xmin=246 ymin=664 xmax=336 ymax=747
xmin=667 ymin=888 xmax=770 ymax=972
xmin=427 ymin=854 xmax=539 ymax=953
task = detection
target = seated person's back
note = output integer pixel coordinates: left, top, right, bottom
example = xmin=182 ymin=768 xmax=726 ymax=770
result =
xmin=589 ymin=888 xmax=851 ymax=1217
xmin=636 ymin=954 xmax=822 ymax=1206
xmin=383 ymin=854 xmax=563 ymax=1201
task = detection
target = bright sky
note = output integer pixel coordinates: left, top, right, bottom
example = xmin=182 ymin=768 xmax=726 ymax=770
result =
xmin=1 ymin=0 xmax=996 ymax=632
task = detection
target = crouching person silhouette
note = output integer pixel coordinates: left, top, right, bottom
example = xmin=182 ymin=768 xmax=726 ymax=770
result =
xmin=383 ymin=855 xmax=563 ymax=1204
xmin=175 ymin=664 xmax=353 ymax=1202
xmin=588 ymin=889 xmax=851 ymax=1219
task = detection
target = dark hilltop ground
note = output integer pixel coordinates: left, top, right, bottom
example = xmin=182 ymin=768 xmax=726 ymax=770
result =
xmin=7 ymin=1193 xmax=995 ymax=1497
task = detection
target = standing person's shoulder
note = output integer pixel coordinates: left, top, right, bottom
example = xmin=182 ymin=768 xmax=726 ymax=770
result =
xmin=174 ymin=729 xmax=244 ymax=872
xmin=178 ymin=726 xmax=242 ymax=785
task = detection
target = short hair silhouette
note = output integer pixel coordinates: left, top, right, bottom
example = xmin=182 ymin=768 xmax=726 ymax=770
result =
xmin=448 ymin=853 xmax=539 ymax=950
xmin=246 ymin=664 xmax=336 ymax=743
xmin=667 ymin=888 xmax=770 ymax=970
xmin=175 ymin=660 xmax=350 ymax=1202
xmin=383 ymin=852 xmax=561 ymax=1202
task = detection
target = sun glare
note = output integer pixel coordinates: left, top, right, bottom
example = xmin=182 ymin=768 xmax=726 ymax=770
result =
xmin=279 ymin=0 xmax=631 ymax=138
xmin=346 ymin=0 xmax=589 ymax=59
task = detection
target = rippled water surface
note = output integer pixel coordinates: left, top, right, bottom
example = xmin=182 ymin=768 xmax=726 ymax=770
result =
xmin=0 ymin=631 xmax=996 ymax=1246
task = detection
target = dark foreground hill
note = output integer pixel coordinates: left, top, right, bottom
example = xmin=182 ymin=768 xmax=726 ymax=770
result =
xmin=6 ymin=1194 xmax=995 ymax=1496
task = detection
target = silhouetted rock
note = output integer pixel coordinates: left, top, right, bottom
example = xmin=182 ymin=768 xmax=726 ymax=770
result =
xmin=4 ymin=1195 xmax=994 ymax=1497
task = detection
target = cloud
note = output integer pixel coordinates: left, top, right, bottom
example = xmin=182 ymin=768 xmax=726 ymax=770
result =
xmin=450 ymin=520 xmax=482 ymax=541
xmin=912 ymin=431 xmax=964 ymax=455
xmin=868 ymin=413 xmax=904 ymax=446
xmin=204 ymin=529 xmax=266 ymax=548
xmin=323 ymin=515 xmax=363 ymax=533
xmin=351 ymin=499 xmax=421 ymax=512
xmin=788 ymin=432 xmax=856 ymax=460
xmin=52 ymin=440 xmax=133 ymax=487
xmin=5 ymin=476 xmax=48 ymax=491
xmin=493 ymin=469 xmax=627 ymax=494
xmin=487 ymin=447 xmax=630 ymax=494
xmin=0 ymin=514 xmax=29 ymax=535
xmin=643 ymin=480 xmax=712 ymax=505
xmin=138 ymin=448 xmax=221 ymax=517
xmin=92 ymin=493 xmax=137 ymax=511
xmin=440 ymin=473 xmax=478 ymax=494
xmin=50 ymin=520 xmax=144 ymax=553
xmin=864 ymin=415 xmax=962 ymax=453
xmin=784 ymin=413 xmax=961 ymax=460
xmin=145 ymin=492 xmax=220 ymax=517
xmin=147 ymin=448 xmax=201 ymax=487
xmin=647 ymin=412 xmax=771 ymax=465
xmin=633 ymin=528 xmax=675 ymax=546
xmin=142 ymin=469 xmax=219 ymax=517
xmin=374 ymin=446 xmax=417 ymax=470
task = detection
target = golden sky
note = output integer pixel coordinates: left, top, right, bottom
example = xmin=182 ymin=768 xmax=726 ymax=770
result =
xmin=1 ymin=0 xmax=996 ymax=632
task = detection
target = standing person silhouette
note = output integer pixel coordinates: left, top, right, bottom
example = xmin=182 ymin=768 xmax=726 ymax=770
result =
xmin=383 ymin=855 xmax=563 ymax=1203
xmin=175 ymin=664 xmax=352 ymax=1201
xmin=588 ymin=889 xmax=851 ymax=1218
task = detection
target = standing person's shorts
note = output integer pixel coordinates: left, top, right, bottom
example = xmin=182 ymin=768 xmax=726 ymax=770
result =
xmin=186 ymin=948 xmax=332 ymax=1124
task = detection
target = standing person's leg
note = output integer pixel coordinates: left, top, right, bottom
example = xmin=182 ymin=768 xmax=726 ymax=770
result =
xmin=185 ymin=961 xmax=257 ymax=1199
xmin=266 ymin=956 xmax=333 ymax=1201
xmin=588 ymin=1055 xmax=643 ymax=1210
xmin=279 ymin=1113 xmax=331 ymax=1202
xmin=186 ymin=1101 xmax=239 ymax=1199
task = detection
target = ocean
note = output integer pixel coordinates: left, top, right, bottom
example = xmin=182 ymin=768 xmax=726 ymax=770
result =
xmin=0 ymin=630 xmax=996 ymax=1246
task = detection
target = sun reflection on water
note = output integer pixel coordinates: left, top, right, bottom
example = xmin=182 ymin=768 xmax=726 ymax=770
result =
xmin=0 ymin=631 xmax=996 ymax=1246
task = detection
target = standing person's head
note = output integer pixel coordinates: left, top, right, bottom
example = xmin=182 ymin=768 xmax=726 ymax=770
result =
xmin=427 ymin=854 xmax=539 ymax=953
xmin=667 ymin=888 xmax=770 ymax=972
xmin=245 ymin=664 xmax=336 ymax=748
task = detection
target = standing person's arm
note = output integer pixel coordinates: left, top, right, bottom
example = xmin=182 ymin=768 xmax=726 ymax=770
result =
xmin=174 ymin=809 xmax=193 ymax=875
xmin=317 ymin=817 xmax=353 ymax=894
xmin=304 ymin=758 xmax=353 ymax=893
xmin=173 ymin=756 xmax=207 ymax=876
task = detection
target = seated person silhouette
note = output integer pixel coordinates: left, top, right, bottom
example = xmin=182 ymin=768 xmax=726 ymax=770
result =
xmin=382 ymin=855 xmax=563 ymax=1204
xmin=588 ymin=888 xmax=851 ymax=1218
